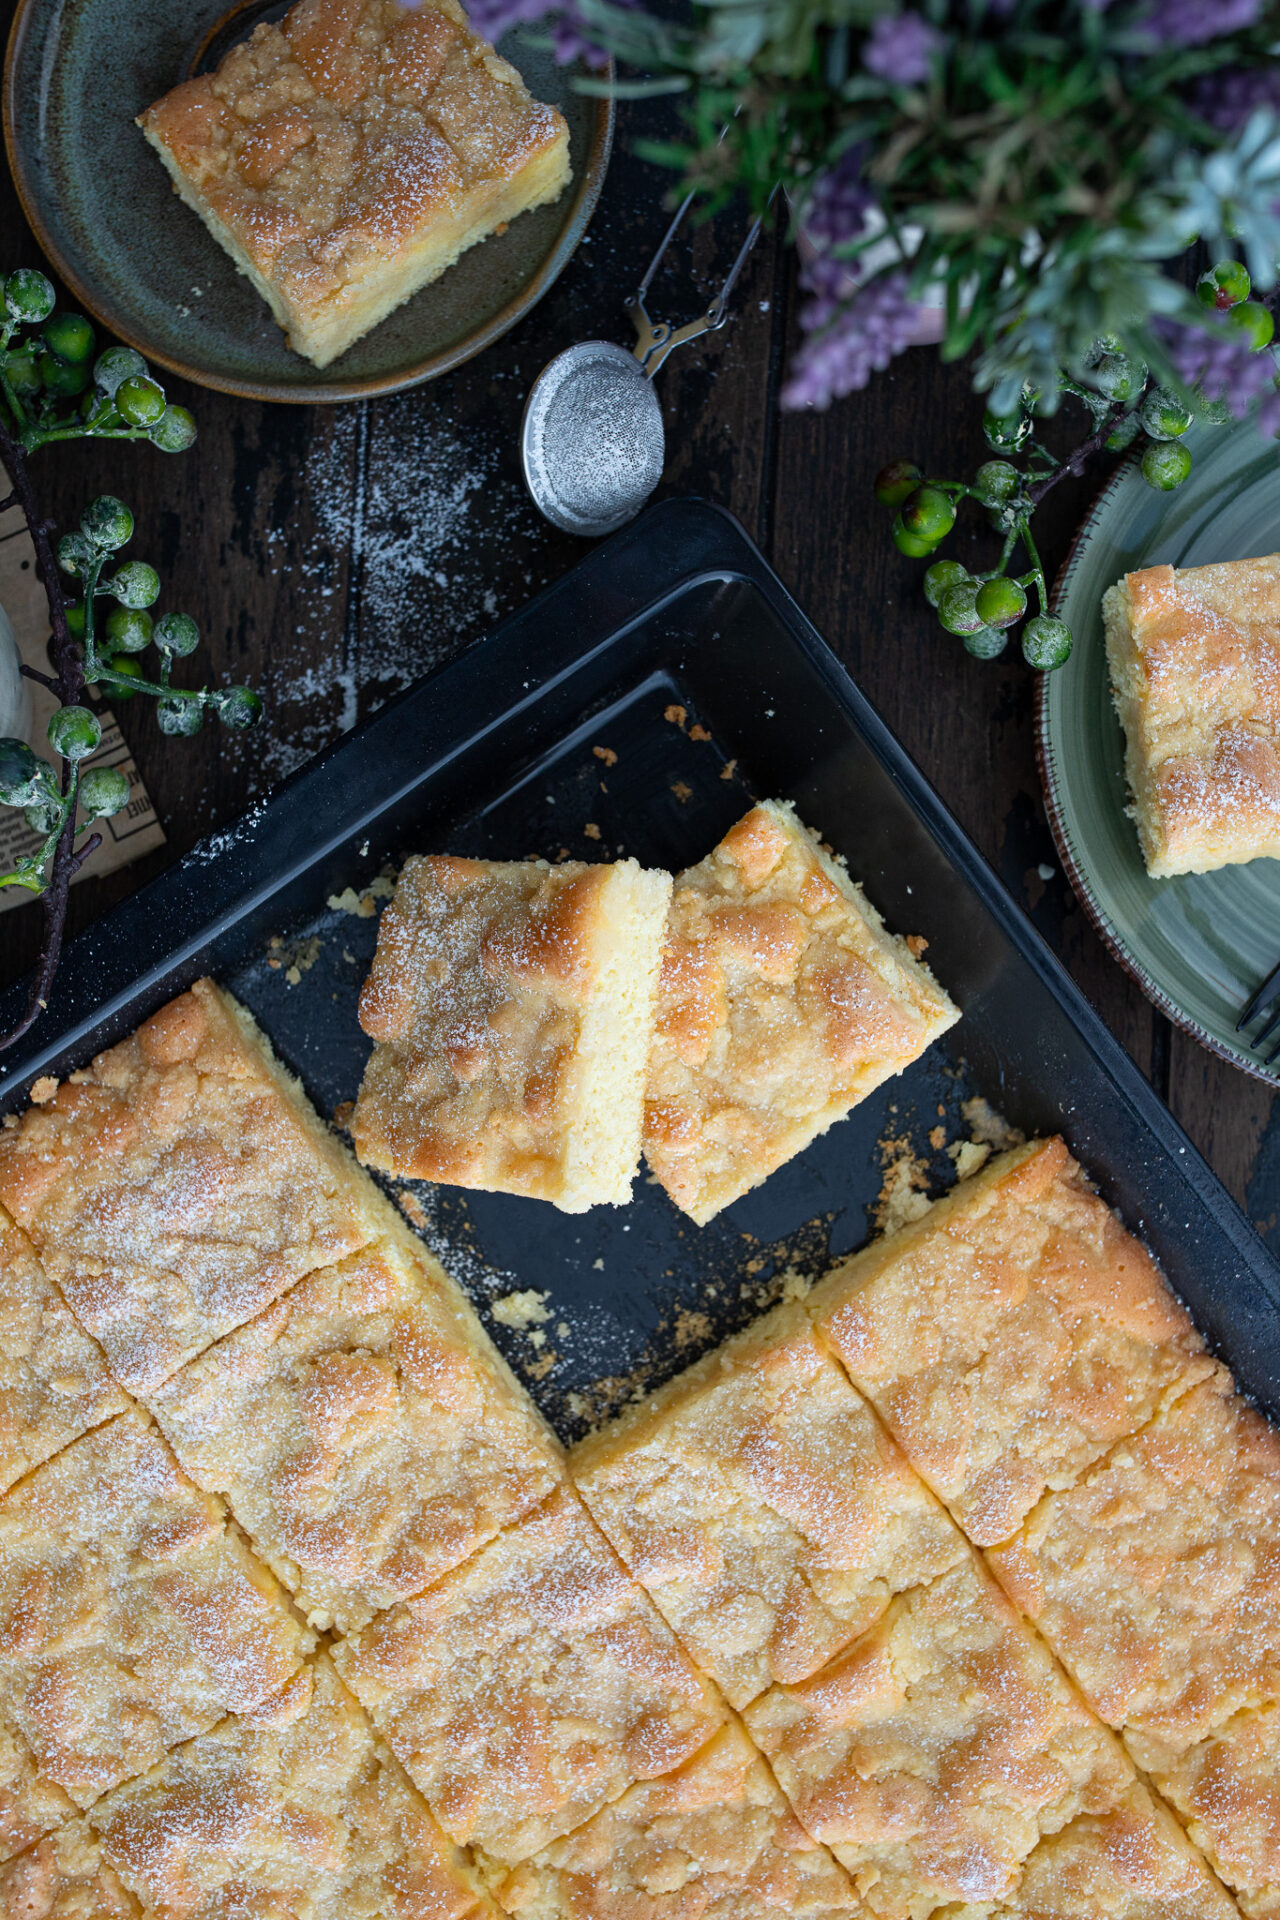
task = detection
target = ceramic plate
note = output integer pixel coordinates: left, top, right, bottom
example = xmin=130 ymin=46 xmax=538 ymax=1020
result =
xmin=1038 ymin=418 xmax=1280 ymax=1084
xmin=3 ymin=0 xmax=612 ymax=402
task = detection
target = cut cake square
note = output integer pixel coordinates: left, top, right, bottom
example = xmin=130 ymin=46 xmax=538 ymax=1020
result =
xmin=495 ymin=1719 xmax=865 ymax=1920
xmin=90 ymin=1654 xmax=490 ymax=1920
xmin=742 ymin=1554 xmax=1131 ymax=1919
xmin=151 ymin=1230 xmax=563 ymax=1633
xmin=331 ymin=1483 xmax=725 ymax=1866
xmin=0 ymin=1409 xmax=309 ymax=1815
xmin=0 ymin=979 xmax=376 ymax=1392
xmin=1139 ymin=1705 xmax=1280 ymax=1919
xmin=1102 ymin=553 xmax=1280 ymax=876
xmin=808 ymin=1137 xmax=1211 ymax=1545
xmin=352 ymin=855 xmax=673 ymax=1211
xmin=571 ymin=1298 xmax=965 ymax=1709
xmin=137 ymin=0 xmax=570 ymax=368
xmin=642 ymin=800 xmax=959 ymax=1225
xmin=0 ymin=1201 xmax=129 ymax=1497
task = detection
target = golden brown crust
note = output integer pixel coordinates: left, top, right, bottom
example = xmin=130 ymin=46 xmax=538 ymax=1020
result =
xmin=1131 ymin=1707 xmax=1280 ymax=1919
xmin=0 ymin=1204 xmax=129 ymax=1498
xmin=0 ymin=1820 xmax=141 ymax=1918
xmin=572 ymin=1301 xmax=966 ymax=1709
xmin=332 ymin=1484 xmax=725 ymax=1865
xmin=353 ymin=856 xmax=672 ymax=1211
xmin=743 ymin=1554 xmax=1132 ymax=1919
xmin=0 ymin=980 xmax=375 ymax=1392
xmin=643 ymin=801 xmax=959 ymax=1225
xmin=137 ymin=0 xmax=569 ymax=366
xmin=0 ymin=1409 xmax=309 ymax=1813
xmin=808 ymin=1138 xmax=1210 ymax=1545
xmin=495 ymin=1720 xmax=864 ymax=1919
xmin=151 ymin=1234 xmax=562 ymax=1632
xmin=1103 ymin=555 xmax=1280 ymax=876
xmin=92 ymin=1654 xmax=487 ymax=1920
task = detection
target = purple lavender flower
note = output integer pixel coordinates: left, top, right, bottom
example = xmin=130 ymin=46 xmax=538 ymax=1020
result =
xmin=781 ymin=271 xmax=918 ymax=409
xmin=1188 ymin=64 xmax=1280 ymax=133
xmin=863 ymin=11 xmax=946 ymax=84
xmin=444 ymin=0 xmax=608 ymax=59
xmin=1134 ymin=0 xmax=1259 ymax=47
xmin=1155 ymin=314 xmax=1280 ymax=434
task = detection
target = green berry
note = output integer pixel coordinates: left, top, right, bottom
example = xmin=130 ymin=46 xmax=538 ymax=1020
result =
xmin=150 ymin=404 xmax=197 ymax=452
xmin=1021 ymin=616 xmax=1073 ymax=670
xmin=93 ymin=346 xmax=147 ymax=398
xmin=973 ymin=460 xmax=1019 ymax=507
xmin=1140 ymin=389 xmax=1193 ymax=440
xmin=1106 ymin=416 xmax=1142 ymax=452
xmin=899 ymin=485 xmax=956 ymax=544
xmin=106 ymin=654 xmax=144 ymax=698
xmin=1087 ymin=351 xmax=1146 ymax=403
xmin=81 ymin=495 xmax=134 ymax=551
xmin=0 ymin=737 xmax=43 ymax=805
xmin=3 ymin=269 xmax=55 ymax=325
xmin=982 ymin=408 xmax=1032 ymax=453
xmin=1141 ymin=442 xmax=1193 ymax=490
xmin=214 ymin=686 xmax=263 ymax=730
xmin=157 ymin=697 xmax=203 ymax=737
xmin=64 ymin=601 xmax=86 ymax=640
xmin=78 ymin=766 xmax=130 ymax=819
xmin=104 ymin=605 xmax=153 ymax=654
xmin=57 ymin=533 xmax=93 ymax=578
xmin=24 ymin=798 xmax=60 ymax=836
xmin=41 ymin=312 xmax=95 ymax=364
xmin=974 ymin=577 xmax=1028 ymax=628
xmin=923 ymin=559 xmax=971 ymax=607
xmin=115 ymin=375 xmax=166 ymax=426
xmin=47 ymin=704 xmax=101 ymax=762
xmin=1196 ymin=260 xmax=1251 ymax=310
xmin=106 ymin=561 xmax=161 ymax=609
xmin=154 ymin=613 xmax=199 ymax=658
xmin=873 ymin=460 xmax=923 ymax=508
xmin=4 ymin=349 xmax=41 ymax=397
xmin=1226 ymin=301 xmax=1275 ymax=351
xmin=937 ymin=583 xmax=985 ymax=636
xmin=38 ymin=352 xmax=90 ymax=397
xmin=963 ymin=626 xmax=1008 ymax=660
xmin=892 ymin=517 xmax=936 ymax=558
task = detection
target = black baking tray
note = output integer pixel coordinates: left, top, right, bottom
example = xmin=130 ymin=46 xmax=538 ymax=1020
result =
xmin=2 ymin=497 xmax=1277 ymax=1438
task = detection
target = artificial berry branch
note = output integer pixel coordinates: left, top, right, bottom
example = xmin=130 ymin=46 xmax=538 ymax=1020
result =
xmin=0 ymin=268 xmax=264 ymax=1052
xmin=874 ymin=259 xmax=1280 ymax=670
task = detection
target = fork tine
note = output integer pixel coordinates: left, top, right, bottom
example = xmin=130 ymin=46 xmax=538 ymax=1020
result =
xmin=1238 ymin=957 xmax=1280 ymax=1031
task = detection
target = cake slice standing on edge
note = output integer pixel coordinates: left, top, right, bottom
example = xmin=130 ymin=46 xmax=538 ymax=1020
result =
xmin=1102 ymin=553 xmax=1280 ymax=877
xmin=352 ymin=855 xmax=673 ymax=1211
xmin=643 ymin=799 xmax=959 ymax=1225
xmin=138 ymin=0 xmax=570 ymax=368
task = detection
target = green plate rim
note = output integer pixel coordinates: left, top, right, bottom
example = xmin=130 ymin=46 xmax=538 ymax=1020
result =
xmin=1035 ymin=442 xmax=1280 ymax=1088
xmin=2 ymin=0 xmax=614 ymax=405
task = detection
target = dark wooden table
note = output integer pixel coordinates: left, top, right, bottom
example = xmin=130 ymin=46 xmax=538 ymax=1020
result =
xmin=3 ymin=73 xmax=1277 ymax=1240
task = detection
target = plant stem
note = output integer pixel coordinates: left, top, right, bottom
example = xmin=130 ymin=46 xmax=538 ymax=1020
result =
xmin=1026 ymin=402 xmax=1126 ymax=507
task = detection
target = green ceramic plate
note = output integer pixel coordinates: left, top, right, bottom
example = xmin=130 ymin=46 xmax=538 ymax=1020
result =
xmin=1038 ymin=418 xmax=1280 ymax=1084
xmin=3 ymin=0 xmax=612 ymax=403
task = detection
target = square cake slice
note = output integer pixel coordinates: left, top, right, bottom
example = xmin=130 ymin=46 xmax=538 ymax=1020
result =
xmin=936 ymin=1783 xmax=1240 ymax=1920
xmin=808 ymin=1137 xmax=1211 ymax=1546
xmin=352 ymin=855 xmax=673 ymax=1211
xmin=1102 ymin=553 xmax=1280 ymax=876
xmin=0 ymin=1409 xmax=309 ymax=1813
xmin=0 ymin=1201 xmax=129 ymax=1497
xmin=987 ymin=1370 xmax=1280 ymax=1756
xmin=1135 ymin=1704 xmax=1280 ymax=1919
xmin=743 ymin=1554 xmax=1131 ymax=1920
xmin=90 ymin=1655 xmax=490 ymax=1920
xmin=0 ymin=978 xmax=376 ymax=1392
xmin=495 ymin=1720 xmax=865 ymax=1920
xmin=151 ymin=1230 xmax=563 ymax=1634
xmin=332 ymin=1483 xmax=725 ymax=1866
xmin=571 ymin=1299 xmax=966 ymax=1709
xmin=137 ymin=0 xmax=570 ymax=368
xmin=643 ymin=801 xmax=958 ymax=1225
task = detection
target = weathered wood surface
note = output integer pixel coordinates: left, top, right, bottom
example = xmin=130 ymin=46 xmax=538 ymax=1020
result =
xmin=2 ymin=46 xmax=1275 ymax=1237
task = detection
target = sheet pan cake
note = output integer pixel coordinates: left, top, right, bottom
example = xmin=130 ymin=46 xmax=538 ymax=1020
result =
xmin=353 ymin=855 xmax=672 ymax=1211
xmin=643 ymin=800 xmax=959 ymax=1225
xmin=1103 ymin=553 xmax=1280 ymax=876
xmin=138 ymin=0 xmax=570 ymax=367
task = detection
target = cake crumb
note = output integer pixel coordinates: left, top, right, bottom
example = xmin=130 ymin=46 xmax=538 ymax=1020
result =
xmin=592 ymin=1257 xmax=604 ymax=1271
xmin=720 ymin=759 xmax=737 ymax=781
xmin=689 ymin=723 xmax=711 ymax=742
xmin=929 ymin=1124 xmax=947 ymax=1150
xmin=491 ymin=1288 xmax=552 ymax=1332
xmin=592 ymin=745 xmax=617 ymax=766
xmin=778 ymin=1266 xmax=813 ymax=1302
xmin=670 ymin=780 xmax=693 ymax=803
xmin=397 ymin=1189 xmax=431 ymax=1231
xmin=526 ymin=1351 xmax=556 ymax=1380
xmin=664 ymin=703 xmax=687 ymax=729
xmin=949 ymin=1139 xmax=992 ymax=1180
xmin=28 ymin=1076 xmax=57 ymax=1105
xmin=961 ymin=1096 xmax=1025 ymax=1151
xmin=905 ymin=933 xmax=929 ymax=958
xmin=673 ymin=1307 xmax=711 ymax=1349
xmin=584 ymin=822 xmax=601 ymax=841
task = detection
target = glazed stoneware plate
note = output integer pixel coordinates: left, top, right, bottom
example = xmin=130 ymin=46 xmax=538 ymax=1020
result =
xmin=1038 ymin=417 xmax=1280 ymax=1084
xmin=3 ymin=0 xmax=612 ymax=402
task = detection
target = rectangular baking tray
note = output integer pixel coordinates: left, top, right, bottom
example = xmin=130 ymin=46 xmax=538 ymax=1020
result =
xmin=2 ymin=497 xmax=1277 ymax=1438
